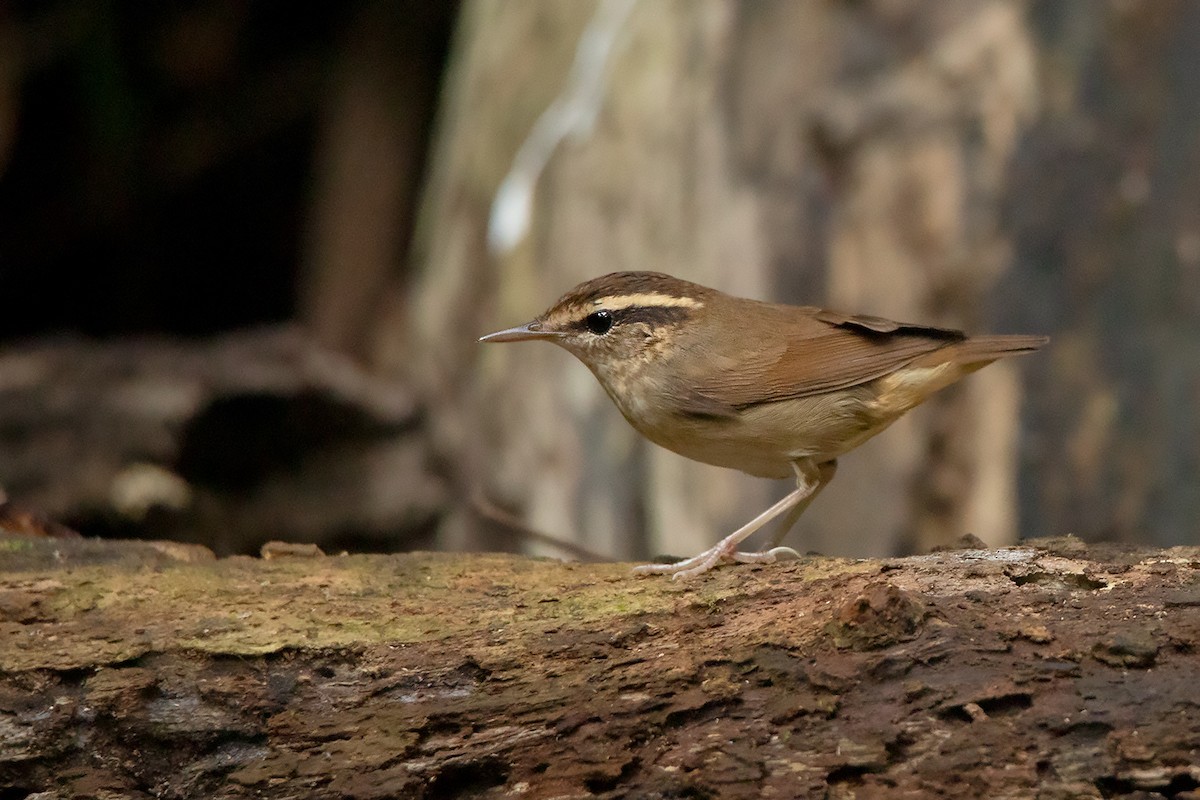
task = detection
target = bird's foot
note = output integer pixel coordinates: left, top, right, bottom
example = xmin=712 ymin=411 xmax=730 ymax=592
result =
xmin=631 ymin=549 xmax=724 ymax=579
xmin=632 ymin=545 xmax=803 ymax=580
xmin=730 ymin=546 xmax=802 ymax=564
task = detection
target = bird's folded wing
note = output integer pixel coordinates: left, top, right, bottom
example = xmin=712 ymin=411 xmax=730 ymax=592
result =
xmin=683 ymin=309 xmax=965 ymax=413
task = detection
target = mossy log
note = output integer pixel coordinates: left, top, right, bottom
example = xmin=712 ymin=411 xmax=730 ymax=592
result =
xmin=2 ymin=535 xmax=1199 ymax=799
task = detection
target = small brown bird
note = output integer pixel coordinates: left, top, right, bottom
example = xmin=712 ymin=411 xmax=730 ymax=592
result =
xmin=481 ymin=272 xmax=1046 ymax=579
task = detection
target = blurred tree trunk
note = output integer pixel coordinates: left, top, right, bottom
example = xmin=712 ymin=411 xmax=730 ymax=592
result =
xmin=385 ymin=0 xmax=1043 ymax=560
xmin=300 ymin=2 xmax=454 ymax=360
xmin=1009 ymin=0 xmax=1200 ymax=547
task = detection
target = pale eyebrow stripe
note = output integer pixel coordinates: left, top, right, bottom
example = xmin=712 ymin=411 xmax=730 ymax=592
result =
xmin=591 ymin=293 xmax=704 ymax=311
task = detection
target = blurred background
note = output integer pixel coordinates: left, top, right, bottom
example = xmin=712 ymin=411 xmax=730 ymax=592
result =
xmin=0 ymin=0 xmax=1196 ymax=560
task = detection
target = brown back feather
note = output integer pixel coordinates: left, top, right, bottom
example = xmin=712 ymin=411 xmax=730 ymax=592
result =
xmin=681 ymin=300 xmax=1003 ymax=414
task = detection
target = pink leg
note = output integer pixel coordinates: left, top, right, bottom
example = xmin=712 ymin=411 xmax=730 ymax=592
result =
xmin=632 ymin=459 xmax=835 ymax=580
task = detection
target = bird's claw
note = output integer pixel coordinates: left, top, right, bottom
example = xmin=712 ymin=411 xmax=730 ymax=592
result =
xmin=632 ymin=545 xmax=803 ymax=579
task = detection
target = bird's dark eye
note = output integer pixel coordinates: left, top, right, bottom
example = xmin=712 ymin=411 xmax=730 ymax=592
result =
xmin=585 ymin=310 xmax=613 ymax=335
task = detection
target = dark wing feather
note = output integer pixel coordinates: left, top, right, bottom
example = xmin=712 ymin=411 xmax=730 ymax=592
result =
xmin=685 ymin=303 xmax=965 ymax=411
xmin=812 ymin=309 xmax=964 ymax=338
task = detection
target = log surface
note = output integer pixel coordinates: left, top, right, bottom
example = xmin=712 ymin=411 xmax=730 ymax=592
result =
xmin=1 ymin=536 xmax=1199 ymax=799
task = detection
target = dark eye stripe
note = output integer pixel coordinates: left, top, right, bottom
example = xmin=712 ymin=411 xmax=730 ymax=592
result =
xmin=568 ymin=304 xmax=693 ymax=332
xmin=610 ymin=306 xmax=692 ymax=327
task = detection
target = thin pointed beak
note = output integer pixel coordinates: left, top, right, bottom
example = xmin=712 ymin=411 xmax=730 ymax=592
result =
xmin=478 ymin=320 xmax=561 ymax=343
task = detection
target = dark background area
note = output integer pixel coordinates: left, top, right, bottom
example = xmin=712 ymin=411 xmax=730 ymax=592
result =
xmin=0 ymin=2 xmax=452 ymax=339
xmin=0 ymin=2 xmax=456 ymax=555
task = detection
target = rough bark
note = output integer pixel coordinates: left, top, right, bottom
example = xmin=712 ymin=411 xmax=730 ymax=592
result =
xmin=3 ymin=534 xmax=1199 ymax=799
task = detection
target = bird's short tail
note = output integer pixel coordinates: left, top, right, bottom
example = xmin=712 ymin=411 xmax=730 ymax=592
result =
xmin=913 ymin=334 xmax=1048 ymax=371
xmin=871 ymin=333 xmax=1048 ymax=418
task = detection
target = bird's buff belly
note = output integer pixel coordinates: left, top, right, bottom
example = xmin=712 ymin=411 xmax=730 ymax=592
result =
xmin=629 ymin=390 xmax=886 ymax=480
